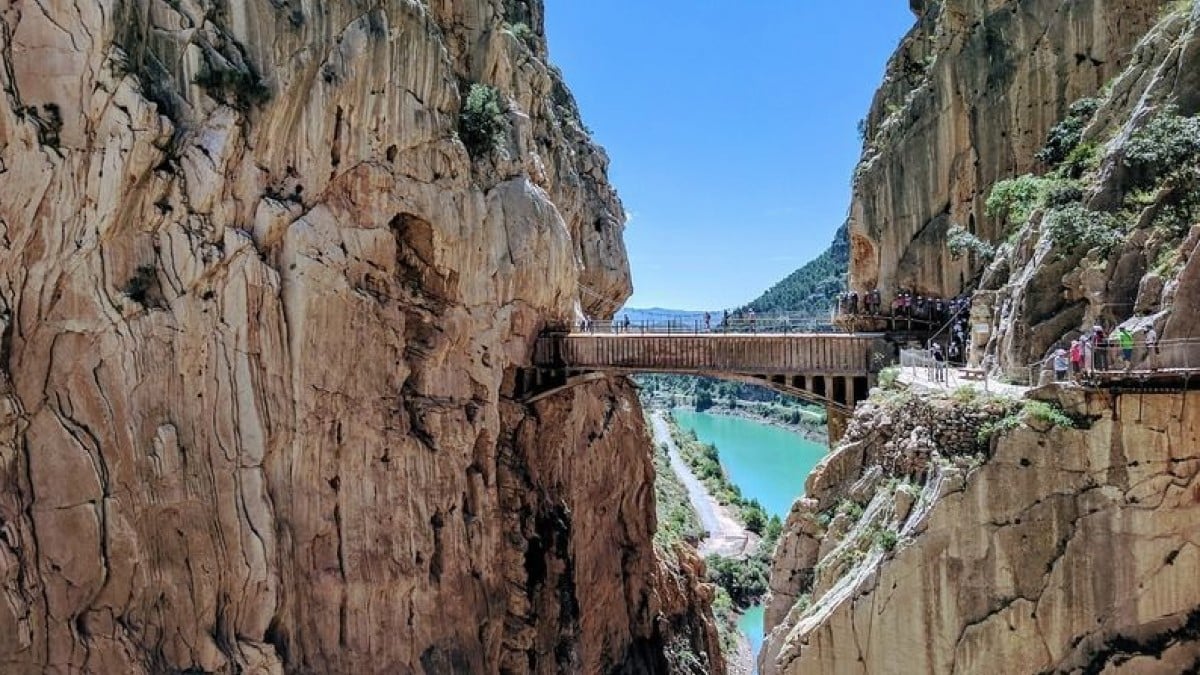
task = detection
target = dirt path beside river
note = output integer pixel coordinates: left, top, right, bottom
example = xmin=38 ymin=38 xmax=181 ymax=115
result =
xmin=650 ymin=412 xmax=757 ymax=558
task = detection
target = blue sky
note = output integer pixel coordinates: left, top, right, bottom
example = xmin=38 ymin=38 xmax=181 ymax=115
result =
xmin=544 ymin=2 xmax=915 ymax=311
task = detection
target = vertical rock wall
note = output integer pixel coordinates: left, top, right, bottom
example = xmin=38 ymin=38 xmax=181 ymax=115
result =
xmin=0 ymin=1 xmax=720 ymax=672
xmin=849 ymin=0 xmax=1166 ymax=299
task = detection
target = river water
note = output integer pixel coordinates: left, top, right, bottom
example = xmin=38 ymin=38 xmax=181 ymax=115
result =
xmin=671 ymin=410 xmax=827 ymax=519
xmin=671 ymin=409 xmax=828 ymax=673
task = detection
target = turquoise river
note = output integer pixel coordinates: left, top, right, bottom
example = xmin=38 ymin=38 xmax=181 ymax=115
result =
xmin=671 ymin=409 xmax=828 ymax=671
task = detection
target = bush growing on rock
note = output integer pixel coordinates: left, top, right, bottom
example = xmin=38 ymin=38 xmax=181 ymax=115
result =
xmin=976 ymin=399 xmax=1075 ymax=443
xmin=986 ymin=174 xmax=1052 ymax=226
xmin=1037 ymin=97 xmax=1101 ymax=167
xmin=878 ymin=366 xmax=900 ymax=389
xmin=1022 ymin=400 xmax=1075 ymax=429
xmin=873 ymin=527 xmax=900 ymax=552
xmin=946 ymin=225 xmax=995 ymax=262
xmin=459 ymin=83 xmax=506 ymax=157
xmin=1043 ymin=204 xmax=1126 ymax=257
xmin=1123 ymin=107 xmax=1200 ymax=189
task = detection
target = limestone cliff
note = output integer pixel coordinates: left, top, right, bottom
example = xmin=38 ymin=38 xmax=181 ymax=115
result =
xmin=0 ymin=1 xmax=722 ymax=673
xmin=764 ymin=2 xmax=1200 ymax=672
xmin=762 ymin=387 xmax=1200 ymax=674
xmin=849 ymin=0 xmax=1168 ymax=299
xmin=978 ymin=0 xmax=1200 ymax=370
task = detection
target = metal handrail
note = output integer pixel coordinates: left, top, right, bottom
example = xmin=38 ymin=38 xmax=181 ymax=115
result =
xmin=587 ymin=314 xmax=837 ymax=335
xmin=1022 ymin=336 xmax=1200 ymax=385
xmin=925 ymin=302 xmax=972 ymax=348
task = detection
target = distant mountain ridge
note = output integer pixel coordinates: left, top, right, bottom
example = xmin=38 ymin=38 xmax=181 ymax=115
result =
xmin=615 ymin=307 xmax=715 ymax=325
xmin=744 ymin=224 xmax=848 ymax=315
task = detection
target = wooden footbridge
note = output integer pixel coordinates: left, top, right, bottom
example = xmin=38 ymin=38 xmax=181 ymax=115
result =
xmin=519 ymin=331 xmax=894 ymax=415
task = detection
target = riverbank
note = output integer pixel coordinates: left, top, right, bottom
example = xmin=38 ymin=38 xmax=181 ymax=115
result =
xmin=650 ymin=412 xmax=758 ymax=558
xmin=679 ymin=403 xmax=828 ymax=446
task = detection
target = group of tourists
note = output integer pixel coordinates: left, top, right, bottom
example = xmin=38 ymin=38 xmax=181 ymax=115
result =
xmin=837 ymin=289 xmax=972 ymax=326
xmin=837 ymin=289 xmax=883 ymax=316
xmin=1047 ymin=324 xmax=1160 ymax=381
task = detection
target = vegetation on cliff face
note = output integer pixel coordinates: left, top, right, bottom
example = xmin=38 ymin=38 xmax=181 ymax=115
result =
xmin=764 ymin=3 xmax=1200 ymax=671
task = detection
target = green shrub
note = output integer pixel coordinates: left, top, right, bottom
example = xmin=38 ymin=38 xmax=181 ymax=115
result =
xmin=1043 ymin=181 xmax=1085 ymax=208
xmin=706 ymin=554 xmax=769 ymax=607
xmin=459 ymin=83 xmax=506 ymax=158
xmin=741 ymin=500 xmax=768 ymax=535
xmin=1124 ymin=107 xmax=1200 ymax=189
xmin=986 ymin=174 xmax=1052 ymax=225
xmin=976 ymin=400 xmax=1074 ymax=443
xmin=1043 ymin=204 xmax=1125 ymax=256
xmin=835 ymin=500 xmax=864 ymax=521
xmin=951 ymin=385 xmax=980 ymax=404
xmin=1060 ymin=141 xmax=1100 ymax=178
xmin=1037 ymin=97 xmax=1101 ymax=167
xmin=946 ymin=224 xmax=995 ymax=261
xmin=1149 ymin=181 xmax=1200 ymax=239
xmin=507 ymin=22 xmax=534 ymax=44
xmin=874 ymin=527 xmax=900 ymax=551
xmin=976 ymin=414 xmax=1021 ymax=444
xmin=879 ymin=366 xmax=900 ymax=389
xmin=1022 ymin=400 xmax=1075 ymax=429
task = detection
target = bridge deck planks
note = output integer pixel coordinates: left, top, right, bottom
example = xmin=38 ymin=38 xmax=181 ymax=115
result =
xmin=540 ymin=333 xmax=886 ymax=376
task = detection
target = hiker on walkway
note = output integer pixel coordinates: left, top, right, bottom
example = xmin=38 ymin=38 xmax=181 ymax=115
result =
xmin=1144 ymin=325 xmax=1159 ymax=368
xmin=948 ymin=340 xmax=961 ymax=365
xmin=1117 ymin=327 xmax=1135 ymax=370
xmin=748 ymin=308 xmax=756 ymax=333
xmin=704 ymin=312 xmax=711 ymax=332
xmin=1069 ymin=339 xmax=1083 ymax=380
xmin=1081 ymin=335 xmax=1094 ymax=374
xmin=1051 ymin=347 xmax=1069 ymax=382
xmin=1092 ymin=325 xmax=1108 ymax=371
xmin=931 ymin=343 xmax=947 ymax=383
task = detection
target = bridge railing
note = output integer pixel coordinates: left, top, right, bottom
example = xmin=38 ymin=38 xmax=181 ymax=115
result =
xmin=583 ymin=315 xmax=836 ymax=335
xmin=1025 ymin=337 xmax=1200 ymax=384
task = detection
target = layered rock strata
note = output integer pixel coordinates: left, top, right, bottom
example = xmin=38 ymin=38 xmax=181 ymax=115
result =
xmin=762 ymin=388 xmax=1200 ymax=674
xmin=0 ymin=1 xmax=720 ymax=673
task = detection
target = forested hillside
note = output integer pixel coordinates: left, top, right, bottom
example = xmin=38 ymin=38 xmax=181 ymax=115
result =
xmin=745 ymin=224 xmax=848 ymax=315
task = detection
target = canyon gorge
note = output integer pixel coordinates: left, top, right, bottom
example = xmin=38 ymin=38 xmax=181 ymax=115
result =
xmin=4 ymin=0 xmax=1200 ymax=673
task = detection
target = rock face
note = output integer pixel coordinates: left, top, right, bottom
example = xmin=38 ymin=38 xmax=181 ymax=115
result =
xmin=0 ymin=1 xmax=721 ymax=673
xmin=848 ymin=0 xmax=1167 ymax=299
xmin=764 ymin=2 xmax=1200 ymax=673
xmin=762 ymin=388 xmax=1200 ymax=674
xmin=980 ymin=1 xmax=1200 ymax=372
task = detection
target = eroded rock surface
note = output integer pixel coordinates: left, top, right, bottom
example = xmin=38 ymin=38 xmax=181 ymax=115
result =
xmin=762 ymin=389 xmax=1200 ymax=674
xmin=849 ymin=0 xmax=1167 ymax=299
xmin=0 ymin=1 xmax=719 ymax=673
